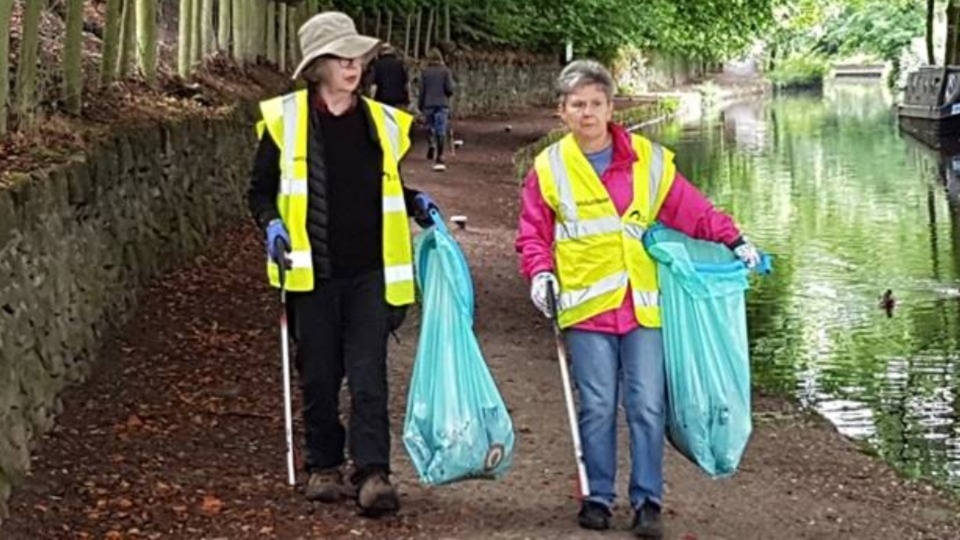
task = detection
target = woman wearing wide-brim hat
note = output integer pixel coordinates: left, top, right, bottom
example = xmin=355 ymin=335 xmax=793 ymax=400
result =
xmin=247 ymin=11 xmax=440 ymax=517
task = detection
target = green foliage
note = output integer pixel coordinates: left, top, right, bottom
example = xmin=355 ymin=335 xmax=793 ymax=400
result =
xmin=815 ymin=0 xmax=924 ymax=62
xmin=329 ymin=0 xmax=779 ymax=62
xmin=769 ymin=0 xmax=925 ymax=73
xmin=766 ymin=55 xmax=828 ymax=89
xmin=642 ymin=0 xmax=777 ymax=61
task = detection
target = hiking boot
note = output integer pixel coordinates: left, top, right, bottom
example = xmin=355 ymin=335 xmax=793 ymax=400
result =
xmin=356 ymin=472 xmax=399 ymax=517
xmin=426 ymin=146 xmax=435 ymax=160
xmin=577 ymin=500 xmax=611 ymax=530
xmin=632 ymin=502 xmax=664 ymax=539
xmin=433 ymin=158 xmax=447 ymax=172
xmin=303 ymin=468 xmax=344 ymax=503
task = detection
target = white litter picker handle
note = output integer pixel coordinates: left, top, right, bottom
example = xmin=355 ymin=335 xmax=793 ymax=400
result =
xmin=276 ymin=238 xmax=296 ymax=487
xmin=547 ymin=290 xmax=590 ymax=500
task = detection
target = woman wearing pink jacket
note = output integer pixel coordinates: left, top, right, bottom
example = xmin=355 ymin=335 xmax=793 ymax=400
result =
xmin=515 ymin=60 xmax=759 ymax=538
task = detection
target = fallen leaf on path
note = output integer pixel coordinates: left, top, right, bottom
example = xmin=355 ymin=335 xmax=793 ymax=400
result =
xmin=200 ymin=494 xmax=224 ymax=515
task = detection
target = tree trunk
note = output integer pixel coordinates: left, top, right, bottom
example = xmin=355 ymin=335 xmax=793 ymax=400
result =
xmin=413 ymin=8 xmax=422 ymax=58
xmin=252 ymin=0 xmax=263 ymax=61
xmin=232 ymin=0 xmax=244 ymax=62
xmin=243 ymin=0 xmax=253 ymax=61
xmin=385 ymin=11 xmax=393 ymax=44
xmin=218 ymin=0 xmax=231 ymax=53
xmin=278 ymin=2 xmax=287 ymax=71
xmin=375 ymin=9 xmax=381 ymax=38
xmin=444 ymin=2 xmax=450 ymax=42
xmin=137 ymin=0 xmax=158 ymax=84
xmin=404 ymin=12 xmax=411 ymax=56
xmin=257 ymin=1 xmax=267 ymax=61
xmin=201 ymin=0 xmax=214 ymax=57
xmin=288 ymin=6 xmax=300 ymax=67
xmin=101 ymin=0 xmax=124 ymax=85
xmin=64 ymin=0 xmax=85 ymax=115
xmin=14 ymin=0 xmax=42 ymax=130
xmin=434 ymin=4 xmax=441 ymax=45
xmin=0 ymin=0 xmax=14 ymax=135
xmin=190 ymin=0 xmax=203 ymax=67
xmin=179 ymin=0 xmax=194 ymax=77
xmin=267 ymin=1 xmax=277 ymax=64
xmin=119 ymin=0 xmax=138 ymax=77
xmin=927 ymin=0 xmax=936 ymax=64
xmin=424 ymin=7 xmax=434 ymax=55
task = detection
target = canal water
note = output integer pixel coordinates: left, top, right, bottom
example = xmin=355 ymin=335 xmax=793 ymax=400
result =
xmin=647 ymin=82 xmax=960 ymax=491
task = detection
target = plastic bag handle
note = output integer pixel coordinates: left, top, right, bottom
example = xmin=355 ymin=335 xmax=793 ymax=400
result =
xmin=748 ymin=253 xmax=774 ymax=276
xmin=429 ymin=207 xmax=448 ymax=234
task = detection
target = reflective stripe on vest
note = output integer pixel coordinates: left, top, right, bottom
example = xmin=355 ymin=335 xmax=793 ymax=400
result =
xmin=257 ymin=92 xmax=416 ymax=306
xmin=262 ymin=91 xmax=312 ymax=291
xmin=550 ymin=143 xmax=665 ymax=243
xmin=362 ymin=97 xmax=416 ymax=306
xmin=559 ymin=270 xmax=629 ymax=312
xmin=534 ymin=132 xmax=675 ymax=329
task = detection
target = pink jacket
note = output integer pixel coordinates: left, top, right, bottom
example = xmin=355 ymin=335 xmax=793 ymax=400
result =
xmin=515 ymin=123 xmax=743 ymax=335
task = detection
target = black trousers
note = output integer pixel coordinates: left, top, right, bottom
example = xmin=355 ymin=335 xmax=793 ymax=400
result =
xmin=289 ymin=270 xmax=405 ymax=478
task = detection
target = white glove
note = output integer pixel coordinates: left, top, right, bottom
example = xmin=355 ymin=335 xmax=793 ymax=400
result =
xmin=530 ymin=272 xmax=560 ymax=318
xmin=734 ymin=239 xmax=761 ymax=269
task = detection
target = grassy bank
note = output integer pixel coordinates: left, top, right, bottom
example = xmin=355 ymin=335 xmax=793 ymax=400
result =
xmin=766 ymin=55 xmax=828 ymax=91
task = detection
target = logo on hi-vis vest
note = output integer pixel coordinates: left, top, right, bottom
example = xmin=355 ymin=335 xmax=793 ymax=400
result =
xmin=483 ymin=443 xmax=505 ymax=471
xmin=577 ymin=197 xmax=609 ymax=207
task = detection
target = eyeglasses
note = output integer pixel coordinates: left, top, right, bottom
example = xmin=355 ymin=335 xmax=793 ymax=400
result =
xmin=327 ymin=56 xmax=361 ymax=68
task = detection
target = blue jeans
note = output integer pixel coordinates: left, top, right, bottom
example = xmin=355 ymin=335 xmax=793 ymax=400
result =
xmin=565 ymin=327 xmax=666 ymax=510
xmin=423 ymin=106 xmax=449 ymax=146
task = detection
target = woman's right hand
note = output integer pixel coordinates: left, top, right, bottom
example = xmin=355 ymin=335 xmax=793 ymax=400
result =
xmin=530 ymin=272 xmax=560 ymax=318
xmin=266 ymin=218 xmax=291 ymax=266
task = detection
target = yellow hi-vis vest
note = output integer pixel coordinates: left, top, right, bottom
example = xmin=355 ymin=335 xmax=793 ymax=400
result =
xmin=534 ymin=132 xmax=675 ymax=329
xmin=256 ymin=91 xmax=416 ymax=306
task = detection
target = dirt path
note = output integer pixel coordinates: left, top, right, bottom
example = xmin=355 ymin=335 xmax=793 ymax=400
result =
xmin=5 ymin=110 xmax=960 ymax=540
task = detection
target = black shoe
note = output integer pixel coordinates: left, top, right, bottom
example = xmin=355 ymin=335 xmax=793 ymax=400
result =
xmin=577 ymin=500 xmax=611 ymax=530
xmin=632 ymin=502 xmax=664 ymax=538
xmin=426 ymin=146 xmax=435 ymax=160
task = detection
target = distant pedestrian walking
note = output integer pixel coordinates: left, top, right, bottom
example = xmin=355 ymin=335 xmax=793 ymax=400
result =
xmin=369 ymin=43 xmax=410 ymax=110
xmin=419 ymin=48 xmax=456 ymax=172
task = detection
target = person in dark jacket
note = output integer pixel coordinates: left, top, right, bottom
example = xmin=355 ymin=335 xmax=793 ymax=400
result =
xmin=369 ymin=43 xmax=410 ymax=109
xmin=247 ymin=11 xmax=439 ymax=518
xmin=419 ymin=48 xmax=456 ymax=171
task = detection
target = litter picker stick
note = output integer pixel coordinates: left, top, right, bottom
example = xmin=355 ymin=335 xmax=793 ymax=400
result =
xmin=275 ymin=238 xmax=296 ymax=487
xmin=547 ymin=290 xmax=590 ymax=500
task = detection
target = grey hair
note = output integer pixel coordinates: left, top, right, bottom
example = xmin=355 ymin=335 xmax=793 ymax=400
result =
xmin=301 ymin=59 xmax=329 ymax=84
xmin=556 ymin=60 xmax=615 ymax=103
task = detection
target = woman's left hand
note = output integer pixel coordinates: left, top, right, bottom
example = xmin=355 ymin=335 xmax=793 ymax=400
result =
xmin=413 ymin=192 xmax=440 ymax=228
xmin=734 ymin=239 xmax=761 ymax=269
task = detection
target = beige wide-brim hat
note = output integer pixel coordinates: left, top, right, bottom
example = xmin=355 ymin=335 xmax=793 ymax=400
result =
xmin=291 ymin=11 xmax=380 ymax=80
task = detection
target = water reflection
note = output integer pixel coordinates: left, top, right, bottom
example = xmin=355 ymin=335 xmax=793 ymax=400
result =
xmin=646 ymin=81 xmax=960 ymax=491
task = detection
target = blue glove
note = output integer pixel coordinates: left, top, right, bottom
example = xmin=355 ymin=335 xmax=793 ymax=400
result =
xmin=413 ymin=192 xmax=439 ymax=228
xmin=266 ymin=218 xmax=291 ymax=266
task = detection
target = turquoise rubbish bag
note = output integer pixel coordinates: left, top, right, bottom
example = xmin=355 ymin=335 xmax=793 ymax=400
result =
xmin=403 ymin=210 xmax=515 ymax=485
xmin=642 ymin=225 xmax=771 ymax=478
